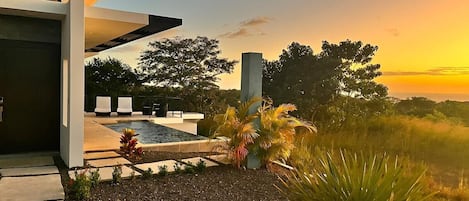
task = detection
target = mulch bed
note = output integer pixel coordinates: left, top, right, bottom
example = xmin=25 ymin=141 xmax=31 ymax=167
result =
xmin=57 ymin=151 xmax=287 ymax=201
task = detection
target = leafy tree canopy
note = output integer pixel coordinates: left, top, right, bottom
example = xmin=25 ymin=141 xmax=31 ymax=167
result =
xmin=138 ymin=36 xmax=237 ymax=89
xmin=86 ymin=57 xmax=142 ymax=93
xmin=263 ymin=40 xmax=388 ymax=120
xmin=85 ymin=57 xmax=143 ymax=111
xmin=395 ymin=97 xmax=437 ymax=118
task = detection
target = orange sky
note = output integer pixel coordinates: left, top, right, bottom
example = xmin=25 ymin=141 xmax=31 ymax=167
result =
xmin=91 ymin=0 xmax=469 ymax=101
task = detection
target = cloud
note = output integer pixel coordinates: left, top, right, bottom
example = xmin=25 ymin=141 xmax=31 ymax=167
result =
xmin=219 ymin=16 xmax=272 ymax=39
xmin=385 ymin=28 xmax=400 ymax=37
xmin=383 ymin=66 xmax=469 ymax=76
xmin=219 ymin=28 xmax=250 ymax=39
xmin=240 ymin=17 xmax=272 ymax=27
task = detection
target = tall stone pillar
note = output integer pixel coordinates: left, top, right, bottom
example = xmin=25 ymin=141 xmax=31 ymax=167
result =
xmin=240 ymin=52 xmax=262 ymax=169
xmin=241 ymin=52 xmax=263 ymax=110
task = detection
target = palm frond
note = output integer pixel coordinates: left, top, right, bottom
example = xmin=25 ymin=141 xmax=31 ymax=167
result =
xmin=238 ymin=96 xmax=262 ymax=119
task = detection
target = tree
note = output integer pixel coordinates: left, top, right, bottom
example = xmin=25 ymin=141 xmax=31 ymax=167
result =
xmin=436 ymin=101 xmax=469 ymax=126
xmin=395 ymin=97 xmax=436 ymax=117
xmin=138 ymin=36 xmax=237 ymax=89
xmin=263 ymin=40 xmax=388 ymax=122
xmin=85 ymin=57 xmax=142 ymax=111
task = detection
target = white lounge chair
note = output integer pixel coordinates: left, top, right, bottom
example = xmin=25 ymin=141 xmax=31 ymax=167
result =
xmin=94 ymin=96 xmax=111 ymax=116
xmin=117 ymin=97 xmax=133 ymax=116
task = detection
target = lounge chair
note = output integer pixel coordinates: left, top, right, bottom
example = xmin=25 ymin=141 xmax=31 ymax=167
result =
xmin=117 ymin=97 xmax=133 ymax=116
xmin=94 ymin=96 xmax=111 ymax=116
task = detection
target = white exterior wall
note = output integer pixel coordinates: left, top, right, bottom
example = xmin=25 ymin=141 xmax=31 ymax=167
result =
xmin=0 ymin=0 xmax=84 ymax=167
xmin=0 ymin=0 xmax=66 ymax=16
xmin=1 ymin=0 xmax=157 ymax=168
xmin=60 ymin=0 xmax=84 ymax=168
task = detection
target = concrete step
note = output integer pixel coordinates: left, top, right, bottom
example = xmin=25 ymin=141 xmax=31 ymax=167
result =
xmin=0 ymin=155 xmax=54 ymax=169
xmin=86 ymin=157 xmax=131 ymax=167
xmin=84 ymin=151 xmax=121 ymax=160
xmin=0 ymin=165 xmax=59 ymax=177
xmin=0 ymin=174 xmax=64 ymax=200
xmin=205 ymin=154 xmax=231 ymax=165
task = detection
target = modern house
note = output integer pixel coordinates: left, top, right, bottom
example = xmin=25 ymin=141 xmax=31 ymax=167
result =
xmin=0 ymin=0 xmax=181 ymax=167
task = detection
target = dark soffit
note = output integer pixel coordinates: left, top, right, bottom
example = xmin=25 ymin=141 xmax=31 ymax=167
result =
xmin=85 ymin=15 xmax=182 ymax=52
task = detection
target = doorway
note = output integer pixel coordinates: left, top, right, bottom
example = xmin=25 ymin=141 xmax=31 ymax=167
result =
xmin=0 ymin=39 xmax=61 ymax=153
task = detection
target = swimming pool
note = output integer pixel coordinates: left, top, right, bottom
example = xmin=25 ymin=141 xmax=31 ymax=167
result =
xmin=105 ymin=121 xmax=208 ymax=144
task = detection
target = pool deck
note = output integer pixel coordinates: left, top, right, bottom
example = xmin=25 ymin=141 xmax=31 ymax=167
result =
xmin=84 ymin=112 xmax=223 ymax=153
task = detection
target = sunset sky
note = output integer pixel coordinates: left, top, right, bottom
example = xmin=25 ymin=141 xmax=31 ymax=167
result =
xmin=90 ymin=0 xmax=469 ymax=101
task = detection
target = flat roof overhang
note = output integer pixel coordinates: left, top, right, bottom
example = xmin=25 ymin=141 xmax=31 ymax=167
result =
xmin=84 ymin=7 xmax=182 ymax=56
xmin=0 ymin=2 xmax=181 ymax=56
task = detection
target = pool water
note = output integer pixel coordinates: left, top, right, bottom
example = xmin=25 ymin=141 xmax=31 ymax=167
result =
xmin=105 ymin=121 xmax=208 ymax=144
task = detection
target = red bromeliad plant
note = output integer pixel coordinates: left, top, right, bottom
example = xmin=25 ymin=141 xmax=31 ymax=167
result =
xmin=120 ymin=128 xmax=143 ymax=159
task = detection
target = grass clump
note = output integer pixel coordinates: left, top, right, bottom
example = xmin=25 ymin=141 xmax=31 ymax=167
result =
xmin=142 ymin=168 xmax=154 ymax=179
xmin=158 ymin=165 xmax=168 ymax=176
xmin=281 ymin=149 xmax=434 ymax=201
xmin=69 ymin=170 xmax=92 ymax=200
xmin=183 ymin=162 xmax=196 ymax=174
xmin=112 ymin=165 xmax=122 ymax=184
xmin=194 ymin=159 xmax=207 ymax=172
xmin=89 ymin=168 xmax=100 ymax=188
xmin=174 ymin=162 xmax=183 ymax=174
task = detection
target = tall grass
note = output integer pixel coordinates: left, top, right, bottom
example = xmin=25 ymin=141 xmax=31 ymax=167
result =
xmin=296 ymin=115 xmax=469 ymax=187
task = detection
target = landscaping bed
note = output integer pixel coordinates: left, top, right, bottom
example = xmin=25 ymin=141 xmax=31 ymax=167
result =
xmin=58 ymin=151 xmax=286 ymax=201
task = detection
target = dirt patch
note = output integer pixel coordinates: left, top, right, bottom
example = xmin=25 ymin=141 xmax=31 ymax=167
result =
xmin=86 ymin=166 xmax=285 ymax=201
xmin=60 ymin=152 xmax=287 ymax=201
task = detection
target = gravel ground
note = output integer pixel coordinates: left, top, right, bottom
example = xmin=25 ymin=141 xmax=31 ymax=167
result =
xmin=58 ymin=152 xmax=287 ymax=201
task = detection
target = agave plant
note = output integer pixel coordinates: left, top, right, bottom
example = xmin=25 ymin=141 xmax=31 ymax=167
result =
xmin=213 ymin=97 xmax=262 ymax=168
xmin=280 ymin=149 xmax=434 ymax=201
xmin=254 ymin=99 xmax=316 ymax=166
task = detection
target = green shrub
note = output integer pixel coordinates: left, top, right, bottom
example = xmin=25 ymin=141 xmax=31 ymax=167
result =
xmin=89 ymin=168 xmax=100 ymax=188
xmin=174 ymin=162 xmax=183 ymax=174
xmin=129 ymin=170 xmax=136 ymax=180
xmin=69 ymin=170 xmax=91 ymax=200
xmin=142 ymin=168 xmax=153 ymax=179
xmin=183 ymin=162 xmax=195 ymax=174
xmin=197 ymin=118 xmax=218 ymax=137
xmin=281 ymin=149 xmax=434 ymax=201
xmin=158 ymin=165 xmax=168 ymax=176
xmin=194 ymin=159 xmax=207 ymax=172
xmin=112 ymin=165 xmax=122 ymax=184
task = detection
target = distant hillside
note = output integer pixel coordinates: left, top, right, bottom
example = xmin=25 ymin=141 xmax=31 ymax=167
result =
xmin=390 ymin=92 xmax=469 ymax=102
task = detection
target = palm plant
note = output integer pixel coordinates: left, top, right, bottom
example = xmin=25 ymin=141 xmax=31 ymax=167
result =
xmin=213 ymin=97 xmax=262 ymax=168
xmin=254 ymin=99 xmax=316 ymax=166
